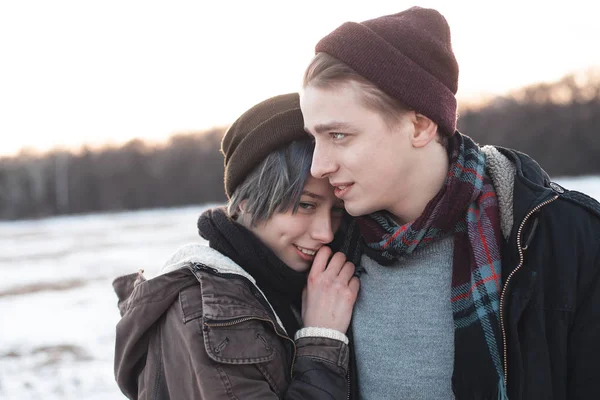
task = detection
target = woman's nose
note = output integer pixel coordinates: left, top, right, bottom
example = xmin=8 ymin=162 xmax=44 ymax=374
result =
xmin=310 ymin=215 xmax=334 ymax=244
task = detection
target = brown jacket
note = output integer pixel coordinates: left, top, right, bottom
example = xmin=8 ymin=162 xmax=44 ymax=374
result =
xmin=113 ymin=244 xmax=350 ymax=399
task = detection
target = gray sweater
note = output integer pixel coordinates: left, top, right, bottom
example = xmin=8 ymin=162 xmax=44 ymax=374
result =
xmin=352 ymin=236 xmax=455 ymax=399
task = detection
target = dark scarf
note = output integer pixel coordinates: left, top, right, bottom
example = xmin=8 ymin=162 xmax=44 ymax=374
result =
xmin=197 ymin=207 xmax=306 ymax=337
xmin=357 ymin=133 xmax=507 ymax=399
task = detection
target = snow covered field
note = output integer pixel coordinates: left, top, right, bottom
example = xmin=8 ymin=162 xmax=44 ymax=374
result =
xmin=1 ymin=177 xmax=599 ymax=400
xmin=0 ymin=204 xmax=215 ymax=399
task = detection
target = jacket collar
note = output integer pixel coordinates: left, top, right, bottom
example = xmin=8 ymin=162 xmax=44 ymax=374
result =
xmin=482 ymin=144 xmax=556 ymax=241
xmin=161 ymin=243 xmax=286 ymax=332
xmin=162 ymin=242 xmax=254 ymax=278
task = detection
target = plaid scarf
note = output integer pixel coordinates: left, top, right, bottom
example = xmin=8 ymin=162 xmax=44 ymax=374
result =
xmin=357 ymin=133 xmax=507 ymax=399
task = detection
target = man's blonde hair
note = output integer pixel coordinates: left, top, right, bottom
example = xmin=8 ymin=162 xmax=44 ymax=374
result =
xmin=303 ymin=52 xmax=449 ymax=148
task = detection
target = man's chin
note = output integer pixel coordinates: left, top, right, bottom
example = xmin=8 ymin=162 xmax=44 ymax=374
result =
xmin=344 ymin=202 xmax=372 ymax=217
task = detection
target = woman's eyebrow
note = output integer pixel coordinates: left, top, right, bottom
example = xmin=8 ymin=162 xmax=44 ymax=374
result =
xmin=301 ymin=190 xmax=325 ymax=200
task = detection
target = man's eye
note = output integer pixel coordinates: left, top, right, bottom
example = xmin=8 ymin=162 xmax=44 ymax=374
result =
xmin=331 ymin=132 xmax=346 ymax=140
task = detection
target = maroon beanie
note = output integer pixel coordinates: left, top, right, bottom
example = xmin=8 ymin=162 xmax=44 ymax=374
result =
xmin=315 ymin=6 xmax=459 ymax=135
xmin=221 ymin=93 xmax=306 ymax=198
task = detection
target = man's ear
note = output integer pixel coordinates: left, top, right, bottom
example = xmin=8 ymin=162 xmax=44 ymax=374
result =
xmin=410 ymin=113 xmax=439 ymax=148
xmin=238 ymin=199 xmax=248 ymax=213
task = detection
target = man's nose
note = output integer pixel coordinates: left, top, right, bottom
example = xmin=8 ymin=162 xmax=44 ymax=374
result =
xmin=311 ymin=143 xmax=336 ymax=179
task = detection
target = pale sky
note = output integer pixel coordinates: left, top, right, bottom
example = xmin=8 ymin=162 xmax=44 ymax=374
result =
xmin=1 ymin=0 xmax=599 ymax=156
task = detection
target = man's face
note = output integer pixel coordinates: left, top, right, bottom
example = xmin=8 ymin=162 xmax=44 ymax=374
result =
xmin=301 ymin=82 xmax=420 ymax=220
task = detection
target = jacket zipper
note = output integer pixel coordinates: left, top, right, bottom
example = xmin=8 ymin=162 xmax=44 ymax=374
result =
xmin=498 ymin=194 xmax=558 ymax=388
xmin=347 ymin=371 xmax=351 ymax=400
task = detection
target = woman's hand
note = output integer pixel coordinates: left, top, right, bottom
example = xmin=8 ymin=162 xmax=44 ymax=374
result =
xmin=301 ymin=246 xmax=360 ymax=333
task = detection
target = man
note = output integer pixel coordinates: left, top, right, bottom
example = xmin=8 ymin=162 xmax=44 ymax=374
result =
xmin=299 ymin=6 xmax=600 ymax=400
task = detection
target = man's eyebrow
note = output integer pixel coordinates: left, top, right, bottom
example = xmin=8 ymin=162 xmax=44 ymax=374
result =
xmin=301 ymin=190 xmax=325 ymax=200
xmin=309 ymin=122 xmax=353 ymax=135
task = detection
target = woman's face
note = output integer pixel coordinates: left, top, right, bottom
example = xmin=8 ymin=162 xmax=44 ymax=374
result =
xmin=248 ymin=176 xmax=345 ymax=272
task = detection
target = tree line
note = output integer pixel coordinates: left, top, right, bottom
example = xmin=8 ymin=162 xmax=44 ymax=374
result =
xmin=0 ymin=130 xmax=227 ymax=220
xmin=460 ymin=70 xmax=600 ymax=177
xmin=1 ymin=70 xmax=599 ymax=220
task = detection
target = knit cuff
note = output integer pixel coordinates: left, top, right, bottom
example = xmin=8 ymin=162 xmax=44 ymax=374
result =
xmin=294 ymin=327 xmax=349 ymax=345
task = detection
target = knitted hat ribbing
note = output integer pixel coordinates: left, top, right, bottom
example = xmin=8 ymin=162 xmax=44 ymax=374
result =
xmin=315 ymin=6 xmax=459 ymax=135
xmin=221 ymin=93 xmax=306 ymax=198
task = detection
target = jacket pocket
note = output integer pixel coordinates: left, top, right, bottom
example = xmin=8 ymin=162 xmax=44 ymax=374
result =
xmin=202 ymin=318 xmax=289 ymax=396
xmin=203 ymin=318 xmax=278 ymax=363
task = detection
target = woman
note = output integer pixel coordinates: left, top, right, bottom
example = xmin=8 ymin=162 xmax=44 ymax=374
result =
xmin=113 ymin=93 xmax=360 ymax=399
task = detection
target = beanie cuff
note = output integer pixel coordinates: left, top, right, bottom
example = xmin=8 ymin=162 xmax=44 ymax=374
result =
xmin=316 ymin=22 xmax=457 ymax=135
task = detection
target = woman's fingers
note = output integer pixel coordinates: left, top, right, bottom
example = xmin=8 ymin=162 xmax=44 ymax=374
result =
xmin=310 ymin=246 xmax=331 ymax=276
xmin=322 ymin=251 xmax=347 ymax=276
xmin=337 ymin=261 xmax=356 ymax=284
xmin=349 ymin=276 xmax=360 ymax=296
xmin=303 ymin=250 xmax=360 ymax=333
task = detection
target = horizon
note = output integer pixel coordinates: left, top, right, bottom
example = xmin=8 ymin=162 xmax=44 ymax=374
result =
xmin=2 ymin=0 xmax=599 ymax=157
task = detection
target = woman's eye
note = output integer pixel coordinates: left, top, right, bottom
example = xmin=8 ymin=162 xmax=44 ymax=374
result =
xmin=331 ymin=132 xmax=346 ymax=140
xmin=299 ymin=202 xmax=315 ymax=210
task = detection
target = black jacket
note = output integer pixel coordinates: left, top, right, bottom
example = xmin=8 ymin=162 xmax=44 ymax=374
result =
xmin=498 ymin=147 xmax=600 ymax=400
xmin=345 ymin=146 xmax=600 ymax=400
